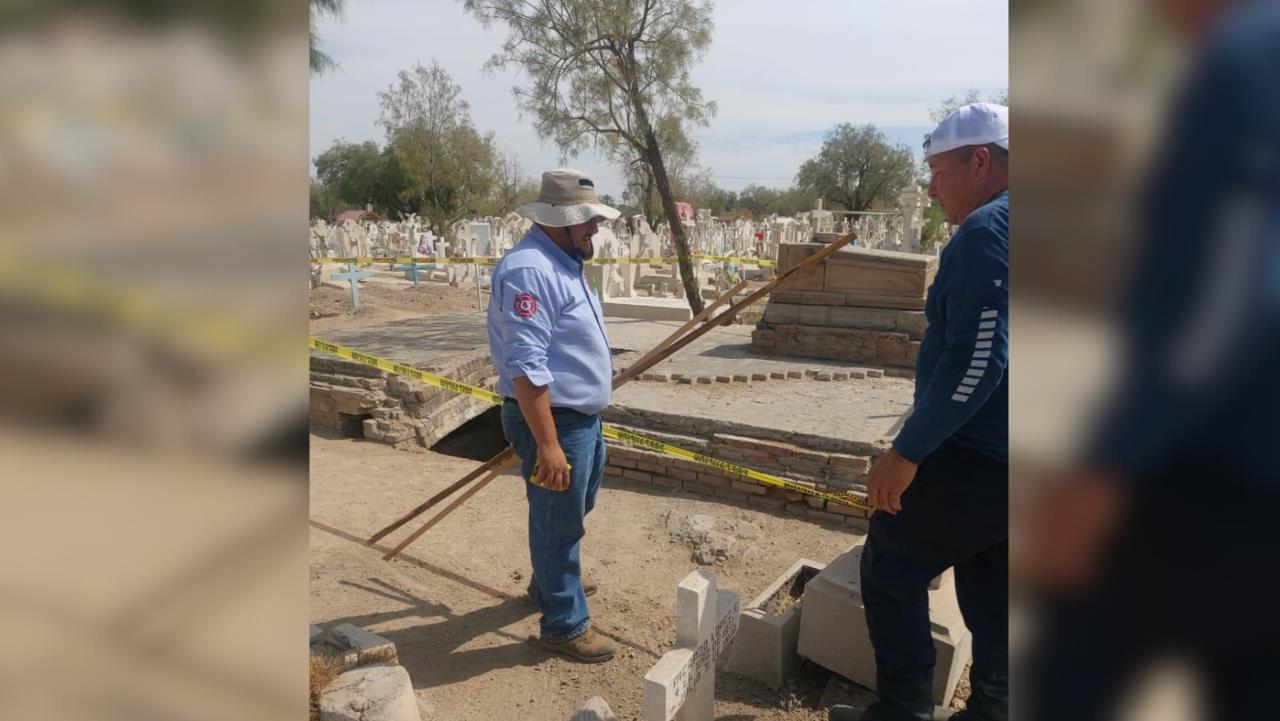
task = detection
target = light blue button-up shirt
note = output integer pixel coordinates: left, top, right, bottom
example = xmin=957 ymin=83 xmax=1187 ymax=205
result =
xmin=487 ymin=225 xmax=613 ymax=415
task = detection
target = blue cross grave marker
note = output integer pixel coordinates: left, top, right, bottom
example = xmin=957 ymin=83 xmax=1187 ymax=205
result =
xmin=331 ymin=262 xmax=376 ymax=312
xmin=392 ymin=256 xmax=437 ymax=286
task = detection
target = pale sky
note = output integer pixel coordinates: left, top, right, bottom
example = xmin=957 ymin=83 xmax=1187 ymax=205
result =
xmin=310 ymin=0 xmax=1008 ymax=199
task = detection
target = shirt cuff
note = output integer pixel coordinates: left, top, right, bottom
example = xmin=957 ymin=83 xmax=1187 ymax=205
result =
xmin=891 ymin=430 xmax=930 ymax=466
xmin=508 ymin=362 xmax=554 ymax=387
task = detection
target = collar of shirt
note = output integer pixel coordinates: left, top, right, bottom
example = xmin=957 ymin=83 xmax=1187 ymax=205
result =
xmin=528 ymin=224 xmax=584 ymax=275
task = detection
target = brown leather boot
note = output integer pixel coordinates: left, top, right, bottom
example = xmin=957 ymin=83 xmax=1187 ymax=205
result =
xmin=527 ymin=574 xmax=598 ymax=599
xmin=540 ymin=628 xmax=616 ymax=663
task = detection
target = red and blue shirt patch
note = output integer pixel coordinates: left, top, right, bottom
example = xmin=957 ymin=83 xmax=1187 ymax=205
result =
xmin=513 ymin=291 xmax=538 ymax=318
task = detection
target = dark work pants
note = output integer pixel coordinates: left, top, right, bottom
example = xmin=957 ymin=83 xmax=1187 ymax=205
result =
xmin=861 ymin=440 xmax=1008 ymax=721
xmin=1024 ymin=465 xmax=1280 ymax=721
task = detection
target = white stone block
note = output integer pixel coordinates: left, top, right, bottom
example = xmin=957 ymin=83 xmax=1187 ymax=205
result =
xmin=570 ymin=696 xmax=619 ymax=720
xmin=796 ymin=541 xmax=971 ymax=706
xmin=726 ymin=559 xmax=824 ymax=688
xmin=330 ymin=623 xmax=399 ymax=666
xmin=320 ymin=664 xmax=420 ymax=721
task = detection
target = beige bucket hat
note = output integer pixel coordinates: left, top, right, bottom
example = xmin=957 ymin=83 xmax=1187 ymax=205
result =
xmin=515 ymin=168 xmax=620 ymax=228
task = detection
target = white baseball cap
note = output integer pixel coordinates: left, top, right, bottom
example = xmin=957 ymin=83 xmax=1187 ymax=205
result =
xmin=923 ymin=102 xmax=1009 ymax=159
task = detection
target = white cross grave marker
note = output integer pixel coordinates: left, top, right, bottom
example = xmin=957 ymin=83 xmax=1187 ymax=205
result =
xmin=642 ymin=570 xmax=740 ymax=721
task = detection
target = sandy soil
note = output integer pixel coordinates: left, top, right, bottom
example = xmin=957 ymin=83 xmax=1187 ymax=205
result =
xmin=310 ymin=281 xmax=485 ymax=333
xmin=310 ymin=433 xmax=873 ymax=721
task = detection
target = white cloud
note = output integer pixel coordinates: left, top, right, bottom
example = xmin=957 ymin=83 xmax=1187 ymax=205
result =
xmin=311 ymin=0 xmax=1007 ymax=197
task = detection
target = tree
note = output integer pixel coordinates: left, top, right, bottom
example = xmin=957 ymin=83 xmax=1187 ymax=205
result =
xmin=737 ymin=183 xmax=815 ymax=218
xmin=310 ymin=179 xmax=340 ymax=220
xmin=797 ymin=124 xmax=914 ymax=212
xmin=929 ymin=88 xmax=1008 ymax=122
xmin=478 ymin=150 xmax=539 ymax=217
xmin=378 ymin=61 xmax=502 ymax=236
xmin=313 ymin=140 xmax=410 ymax=217
xmin=310 ymin=0 xmax=343 ymax=75
xmin=461 ymin=0 xmax=718 ymax=314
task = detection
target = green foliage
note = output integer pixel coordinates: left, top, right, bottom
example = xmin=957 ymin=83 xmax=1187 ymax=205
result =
xmin=464 ymin=0 xmax=716 ymax=159
xmin=796 ymin=123 xmax=914 ymax=212
xmin=312 ymin=140 xmax=409 ymax=218
xmin=310 ymin=179 xmax=340 ymax=220
xmin=929 ymin=88 xmax=1008 ymax=122
xmin=377 ymin=61 xmax=509 ymax=233
xmin=919 ymin=201 xmax=949 ymax=253
xmin=310 ymin=0 xmax=343 ymax=75
xmin=462 ymin=0 xmax=717 ymax=313
xmin=736 ymin=184 xmax=816 ymax=218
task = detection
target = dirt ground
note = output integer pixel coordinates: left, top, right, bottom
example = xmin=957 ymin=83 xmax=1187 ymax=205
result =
xmin=310 ymin=280 xmax=485 ymax=332
xmin=310 ymin=433 xmax=878 ymax=721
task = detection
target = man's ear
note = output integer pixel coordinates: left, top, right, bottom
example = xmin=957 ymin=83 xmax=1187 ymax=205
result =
xmin=972 ymin=146 xmax=992 ymax=178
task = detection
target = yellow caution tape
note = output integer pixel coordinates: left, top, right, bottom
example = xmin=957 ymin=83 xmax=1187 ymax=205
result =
xmin=309 ymin=338 xmax=504 ymax=405
xmin=311 ymin=256 xmax=502 ymax=266
xmin=311 ymin=254 xmax=776 ymax=268
xmin=600 ymin=426 xmax=872 ymax=511
xmin=309 ymin=337 xmax=870 ymax=511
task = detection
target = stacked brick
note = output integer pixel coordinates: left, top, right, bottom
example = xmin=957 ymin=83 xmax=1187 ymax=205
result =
xmin=602 ymin=427 xmax=874 ymax=529
xmin=309 ymin=348 xmax=498 ymax=450
xmin=753 ymin=241 xmax=936 ymax=368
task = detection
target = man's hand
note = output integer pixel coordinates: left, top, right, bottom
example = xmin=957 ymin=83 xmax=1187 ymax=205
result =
xmin=866 ymin=448 xmax=919 ymax=514
xmin=1029 ymin=470 xmax=1128 ymax=591
xmin=536 ymin=442 xmax=571 ymax=491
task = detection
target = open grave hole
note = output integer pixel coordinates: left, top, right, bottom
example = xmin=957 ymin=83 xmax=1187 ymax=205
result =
xmin=337 ymin=412 xmax=371 ymax=439
xmin=759 ymin=563 xmax=821 ymax=616
xmin=429 ymin=405 xmax=508 ymax=461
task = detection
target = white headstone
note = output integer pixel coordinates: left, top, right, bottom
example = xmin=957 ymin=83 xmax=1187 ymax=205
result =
xmin=642 ymin=570 xmax=740 ymax=721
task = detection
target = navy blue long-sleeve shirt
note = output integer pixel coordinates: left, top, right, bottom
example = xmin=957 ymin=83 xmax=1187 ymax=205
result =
xmin=1086 ymin=1 xmax=1280 ymax=487
xmin=893 ymin=191 xmax=1009 ymax=465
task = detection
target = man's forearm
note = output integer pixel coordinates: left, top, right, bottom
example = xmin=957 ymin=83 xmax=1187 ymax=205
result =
xmin=513 ymin=376 xmax=559 ymax=449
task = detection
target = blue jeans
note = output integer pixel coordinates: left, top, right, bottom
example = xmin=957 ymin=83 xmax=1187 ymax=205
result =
xmin=500 ymin=400 xmax=606 ymax=642
xmin=861 ymin=440 xmax=1008 ymax=721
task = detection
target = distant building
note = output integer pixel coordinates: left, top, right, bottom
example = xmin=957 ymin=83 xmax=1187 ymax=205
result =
xmin=332 ymin=208 xmax=386 ymax=223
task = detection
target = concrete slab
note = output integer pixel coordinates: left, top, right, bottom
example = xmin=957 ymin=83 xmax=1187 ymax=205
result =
xmin=330 ymin=623 xmax=399 ymax=667
xmin=603 ymin=297 xmax=694 ymax=321
xmin=797 ymin=541 xmax=971 ymax=706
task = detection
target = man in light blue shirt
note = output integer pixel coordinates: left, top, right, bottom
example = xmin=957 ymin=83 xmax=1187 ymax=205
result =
xmin=487 ymin=168 xmax=618 ymax=663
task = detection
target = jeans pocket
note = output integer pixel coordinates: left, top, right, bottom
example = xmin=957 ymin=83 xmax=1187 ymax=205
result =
xmin=501 ymin=408 xmax=534 ymax=461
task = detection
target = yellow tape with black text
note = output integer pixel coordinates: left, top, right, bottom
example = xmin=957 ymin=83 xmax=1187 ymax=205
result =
xmin=308 ymin=337 xmax=871 ymax=511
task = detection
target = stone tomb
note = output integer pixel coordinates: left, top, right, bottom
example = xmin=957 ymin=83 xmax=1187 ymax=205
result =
xmin=753 ymin=242 xmax=936 ymax=367
xmin=796 ymin=540 xmax=971 ymax=706
xmin=726 ymin=557 xmax=825 ymax=688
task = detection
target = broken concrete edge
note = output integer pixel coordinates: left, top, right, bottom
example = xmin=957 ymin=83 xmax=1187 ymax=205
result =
xmin=314 ymin=624 xmax=422 ymax=721
xmin=319 ymin=663 xmax=421 ymax=721
xmin=569 ymin=696 xmax=619 ymax=721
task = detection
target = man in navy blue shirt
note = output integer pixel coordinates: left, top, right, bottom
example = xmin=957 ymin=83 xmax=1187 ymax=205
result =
xmin=488 ymin=169 xmax=619 ymax=663
xmin=1026 ymin=2 xmax=1280 ymax=718
xmin=831 ymin=104 xmax=1009 ymax=721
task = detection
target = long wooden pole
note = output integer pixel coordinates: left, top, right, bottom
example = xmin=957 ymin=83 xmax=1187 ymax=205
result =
xmin=366 ymin=447 xmax=515 ymax=545
xmin=375 ymin=232 xmax=857 ymax=558
xmin=381 ymin=464 xmax=507 ymax=560
xmin=616 ymin=277 xmax=749 ymax=387
xmin=366 ymin=280 xmax=749 ymax=547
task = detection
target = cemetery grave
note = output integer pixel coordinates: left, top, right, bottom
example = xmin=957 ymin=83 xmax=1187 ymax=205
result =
xmin=308 ymin=205 xmax=975 ymax=720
